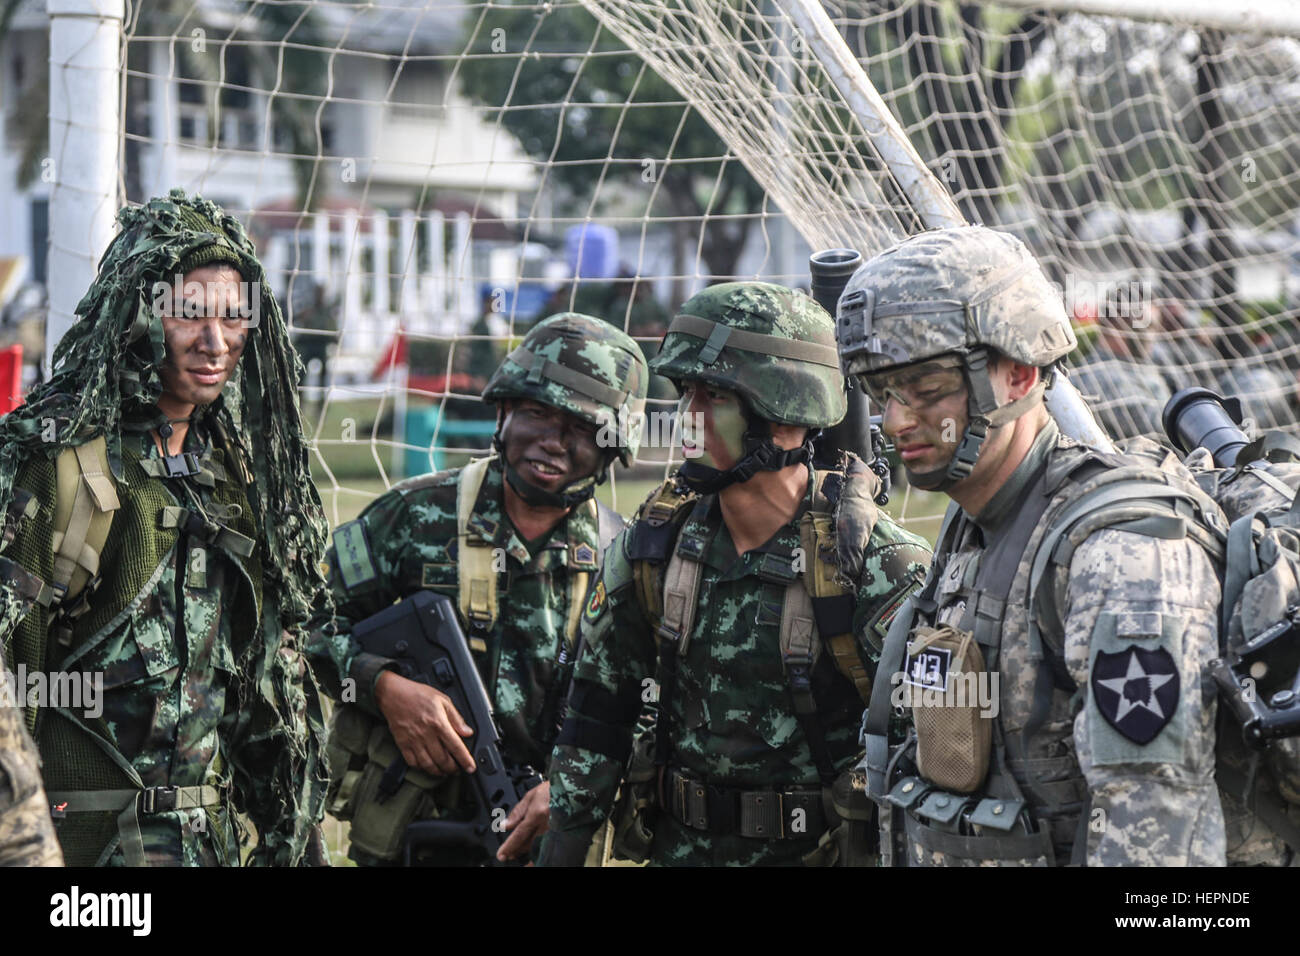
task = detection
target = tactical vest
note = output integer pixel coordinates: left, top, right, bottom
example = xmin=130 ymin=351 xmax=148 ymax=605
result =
xmin=630 ymin=468 xmax=883 ymax=786
xmin=863 ymin=436 xmax=1226 ymax=866
xmin=13 ymin=429 xmax=258 ymax=866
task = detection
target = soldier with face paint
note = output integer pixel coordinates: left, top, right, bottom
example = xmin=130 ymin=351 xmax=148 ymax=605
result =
xmin=306 ymin=313 xmax=647 ymax=866
xmin=0 ymin=191 xmax=331 ymax=866
xmin=537 ymin=282 xmax=932 ymax=867
xmin=846 ymin=226 xmax=1227 ymax=866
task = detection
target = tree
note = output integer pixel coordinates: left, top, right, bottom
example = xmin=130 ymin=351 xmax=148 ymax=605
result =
xmin=454 ymin=0 xmax=765 ymax=283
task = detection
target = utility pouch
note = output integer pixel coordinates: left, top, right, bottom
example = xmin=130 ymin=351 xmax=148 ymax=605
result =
xmin=324 ymin=704 xmax=374 ymax=821
xmin=610 ymin=730 xmax=658 ymax=863
xmin=346 ymin=724 xmax=446 ymax=863
xmin=906 ymin=624 xmax=992 ymax=794
xmin=901 ymin=810 xmax=1054 ymax=867
xmin=821 ymin=767 xmax=877 ymax=867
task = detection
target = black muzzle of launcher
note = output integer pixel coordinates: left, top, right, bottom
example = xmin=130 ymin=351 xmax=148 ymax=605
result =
xmin=810 ymin=248 xmax=889 ymax=505
xmin=1162 ymin=387 xmax=1250 ymax=468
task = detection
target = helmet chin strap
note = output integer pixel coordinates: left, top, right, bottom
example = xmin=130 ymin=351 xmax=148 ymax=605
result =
xmin=677 ymin=406 xmax=814 ymax=495
xmin=905 ymin=347 xmax=1047 ymax=494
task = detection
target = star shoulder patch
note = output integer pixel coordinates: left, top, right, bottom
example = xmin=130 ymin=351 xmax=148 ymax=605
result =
xmin=1090 ymin=644 xmax=1180 ymax=745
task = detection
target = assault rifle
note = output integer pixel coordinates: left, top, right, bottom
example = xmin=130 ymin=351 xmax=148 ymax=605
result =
xmin=351 ymin=590 xmax=542 ymax=865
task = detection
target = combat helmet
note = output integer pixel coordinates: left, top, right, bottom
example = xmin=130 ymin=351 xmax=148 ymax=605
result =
xmin=836 ymin=225 xmax=1076 ymax=491
xmin=651 ymin=281 xmax=846 ymax=493
xmin=483 ymin=311 xmax=648 ymax=507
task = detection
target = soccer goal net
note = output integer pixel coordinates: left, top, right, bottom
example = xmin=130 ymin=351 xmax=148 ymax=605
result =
xmin=106 ymin=0 xmax=1300 ymax=535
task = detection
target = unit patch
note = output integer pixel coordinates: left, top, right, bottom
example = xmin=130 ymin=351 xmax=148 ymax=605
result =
xmin=905 ymin=643 xmax=952 ymax=693
xmin=333 ymin=520 xmax=377 ymax=590
xmin=585 ymin=580 xmax=607 ymax=622
xmin=1090 ymin=645 xmax=1180 ymax=745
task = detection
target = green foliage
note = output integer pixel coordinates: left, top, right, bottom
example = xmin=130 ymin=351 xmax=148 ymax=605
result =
xmin=454 ymin=0 xmax=764 ymax=276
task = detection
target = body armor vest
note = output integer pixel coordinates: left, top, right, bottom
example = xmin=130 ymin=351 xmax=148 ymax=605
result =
xmin=872 ymin=432 xmax=1218 ymax=866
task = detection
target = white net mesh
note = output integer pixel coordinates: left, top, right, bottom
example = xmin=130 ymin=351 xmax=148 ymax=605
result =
xmin=108 ymin=0 xmax=1300 ymax=534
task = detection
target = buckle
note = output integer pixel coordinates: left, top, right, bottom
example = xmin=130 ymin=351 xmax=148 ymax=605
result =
xmin=163 ymin=452 xmax=201 ymax=478
xmin=139 ymin=786 xmax=178 ymax=814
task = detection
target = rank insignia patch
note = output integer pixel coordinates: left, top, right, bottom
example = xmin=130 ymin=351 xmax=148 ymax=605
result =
xmin=573 ymin=543 xmax=597 ymax=568
xmin=585 ymin=580 xmax=607 ymax=621
xmin=1091 ymin=645 xmax=1180 ymax=744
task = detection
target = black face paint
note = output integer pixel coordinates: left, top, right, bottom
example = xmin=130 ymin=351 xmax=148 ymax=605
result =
xmin=495 ymin=400 xmax=610 ymax=508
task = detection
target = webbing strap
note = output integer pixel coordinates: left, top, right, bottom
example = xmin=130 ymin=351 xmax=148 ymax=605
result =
xmin=780 ymin=578 xmax=835 ymax=785
xmin=47 ymin=784 xmax=223 ymax=868
xmin=157 ymin=506 xmax=256 ymax=557
xmin=456 ymin=457 xmax=498 ymax=630
xmin=505 ymin=347 xmax=630 ymax=410
xmin=1243 ymin=463 xmax=1300 ymax=502
xmin=862 ymin=596 xmax=916 ymax=799
xmin=1223 ymin=514 xmax=1262 ymax=637
xmin=667 ymin=314 xmax=840 ymax=368
xmin=658 ymin=547 xmax=704 ymax=655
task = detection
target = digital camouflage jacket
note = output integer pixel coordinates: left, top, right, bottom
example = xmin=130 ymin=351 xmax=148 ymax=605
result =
xmin=0 ymin=191 xmax=331 ymax=866
xmin=307 ymin=455 xmax=622 ymax=864
xmin=0 ymin=695 xmax=62 ymax=865
xmin=884 ymin=424 xmax=1227 ymax=866
xmin=542 ymin=462 xmax=932 ymax=866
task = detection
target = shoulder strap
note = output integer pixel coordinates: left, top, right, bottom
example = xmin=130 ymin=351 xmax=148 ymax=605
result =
xmin=630 ymin=480 xmax=696 ymax=629
xmin=456 ymin=456 xmax=498 ymax=637
xmin=799 ymin=502 xmax=870 ymax=705
xmin=49 ymin=437 xmax=120 ymax=634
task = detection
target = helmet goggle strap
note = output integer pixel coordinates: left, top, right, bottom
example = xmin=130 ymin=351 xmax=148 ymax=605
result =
xmin=905 ymin=347 xmax=1047 ymax=492
xmin=676 ymin=396 xmax=814 ymax=495
xmin=491 ymin=405 xmax=610 ymax=510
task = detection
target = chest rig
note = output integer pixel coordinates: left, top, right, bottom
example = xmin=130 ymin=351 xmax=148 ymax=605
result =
xmin=631 ymin=469 xmax=869 ymax=790
xmin=863 ymin=437 xmax=1224 ymax=866
xmin=29 ymin=421 xmax=258 ymax=867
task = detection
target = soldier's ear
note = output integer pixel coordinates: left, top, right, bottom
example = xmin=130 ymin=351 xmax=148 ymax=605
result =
xmin=1000 ymin=357 xmax=1040 ymax=403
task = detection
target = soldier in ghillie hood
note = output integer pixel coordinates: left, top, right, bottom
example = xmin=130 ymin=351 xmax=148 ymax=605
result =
xmin=538 ymin=282 xmax=932 ymax=867
xmin=0 ymin=190 xmax=331 ymax=865
xmin=307 ymin=312 xmax=647 ymax=866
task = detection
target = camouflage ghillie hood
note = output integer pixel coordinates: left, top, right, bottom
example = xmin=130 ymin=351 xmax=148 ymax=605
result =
xmin=0 ymin=189 xmax=330 ymax=863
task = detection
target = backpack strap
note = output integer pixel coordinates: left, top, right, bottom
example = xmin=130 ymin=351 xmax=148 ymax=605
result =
xmin=48 ymin=437 xmax=121 ymax=647
xmin=799 ymin=470 xmax=871 ymax=705
xmin=456 ymin=456 xmax=497 ymax=652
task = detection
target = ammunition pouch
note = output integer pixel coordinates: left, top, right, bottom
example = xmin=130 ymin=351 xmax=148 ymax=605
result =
xmin=887 ymin=775 xmax=1055 ymax=867
xmin=325 ymin=704 xmax=450 ymax=863
xmin=906 ymin=624 xmax=992 ymax=794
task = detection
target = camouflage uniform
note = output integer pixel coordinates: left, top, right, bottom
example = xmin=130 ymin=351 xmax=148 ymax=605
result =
xmin=0 ymin=698 xmax=62 ymax=865
xmin=0 ymin=192 xmax=332 ymax=866
xmin=306 ymin=313 xmax=647 ymax=866
xmin=844 ymin=226 xmax=1226 ymax=866
xmin=540 ymin=283 xmax=932 ymax=867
